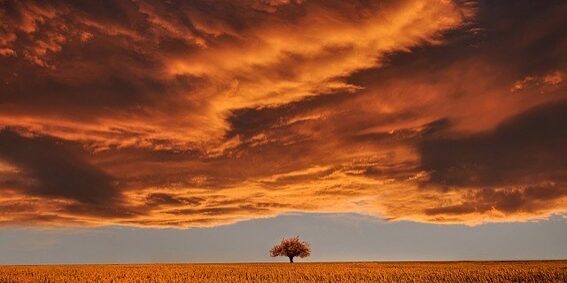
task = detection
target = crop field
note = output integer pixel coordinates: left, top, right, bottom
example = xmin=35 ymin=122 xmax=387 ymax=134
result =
xmin=0 ymin=261 xmax=565 ymax=282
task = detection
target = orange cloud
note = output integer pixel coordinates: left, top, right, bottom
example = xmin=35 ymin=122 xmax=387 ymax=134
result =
xmin=1 ymin=0 xmax=567 ymax=227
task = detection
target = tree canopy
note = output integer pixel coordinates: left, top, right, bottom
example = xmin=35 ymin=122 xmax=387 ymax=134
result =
xmin=269 ymin=236 xmax=311 ymax=263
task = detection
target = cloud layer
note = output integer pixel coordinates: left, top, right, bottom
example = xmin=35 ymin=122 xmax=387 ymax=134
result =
xmin=1 ymin=0 xmax=566 ymax=227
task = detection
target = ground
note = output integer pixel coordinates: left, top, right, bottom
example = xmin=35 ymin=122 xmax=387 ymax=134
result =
xmin=1 ymin=261 xmax=566 ymax=282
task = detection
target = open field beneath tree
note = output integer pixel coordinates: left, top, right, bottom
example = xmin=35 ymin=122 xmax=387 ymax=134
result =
xmin=0 ymin=261 xmax=566 ymax=282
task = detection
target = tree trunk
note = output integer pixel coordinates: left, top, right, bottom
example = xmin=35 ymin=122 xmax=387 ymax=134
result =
xmin=289 ymin=256 xmax=294 ymax=263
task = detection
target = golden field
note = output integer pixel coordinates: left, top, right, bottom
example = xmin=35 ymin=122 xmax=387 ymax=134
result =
xmin=0 ymin=261 xmax=566 ymax=282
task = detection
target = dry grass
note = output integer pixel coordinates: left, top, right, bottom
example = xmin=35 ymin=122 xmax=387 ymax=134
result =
xmin=0 ymin=261 xmax=566 ymax=282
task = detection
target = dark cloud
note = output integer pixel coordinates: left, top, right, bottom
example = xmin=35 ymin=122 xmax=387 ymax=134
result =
xmin=0 ymin=128 xmax=119 ymax=205
xmin=420 ymin=100 xmax=567 ymax=188
xmin=425 ymin=184 xmax=567 ymax=216
xmin=146 ymin=193 xmax=203 ymax=207
xmin=166 ymin=205 xmax=270 ymax=217
xmin=226 ymin=91 xmax=353 ymax=139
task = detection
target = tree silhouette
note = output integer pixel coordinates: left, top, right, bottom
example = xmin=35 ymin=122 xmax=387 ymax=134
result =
xmin=269 ymin=236 xmax=311 ymax=263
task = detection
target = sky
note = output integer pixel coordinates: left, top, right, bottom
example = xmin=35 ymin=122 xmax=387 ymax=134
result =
xmin=0 ymin=0 xmax=566 ymax=263
xmin=1 ymin=213 xmax=566 ymax=264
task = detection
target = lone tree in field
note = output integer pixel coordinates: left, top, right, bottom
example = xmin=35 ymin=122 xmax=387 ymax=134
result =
xmin=269 ymin=236 xmax=311 ymax=263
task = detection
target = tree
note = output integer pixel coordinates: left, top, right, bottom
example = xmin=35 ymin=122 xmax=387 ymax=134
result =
xmin=269 ymin=236 xmax=311 ymax=263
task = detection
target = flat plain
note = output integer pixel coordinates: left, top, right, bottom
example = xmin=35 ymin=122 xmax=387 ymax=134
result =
xmin=0 ymin=261 xmax=566 ymax=282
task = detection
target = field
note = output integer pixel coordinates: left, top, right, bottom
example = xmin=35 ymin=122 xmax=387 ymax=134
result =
xmin=0 ymin=261 xmax=566 ymax=282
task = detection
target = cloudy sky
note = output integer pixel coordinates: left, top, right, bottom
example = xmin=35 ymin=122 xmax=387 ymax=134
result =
xmin=0 ymin=0 xmax=566 ymax=262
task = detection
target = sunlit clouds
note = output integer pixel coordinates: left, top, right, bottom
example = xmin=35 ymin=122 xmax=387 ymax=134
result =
xmin=1 ymin=0 xmax=566 ymax=227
